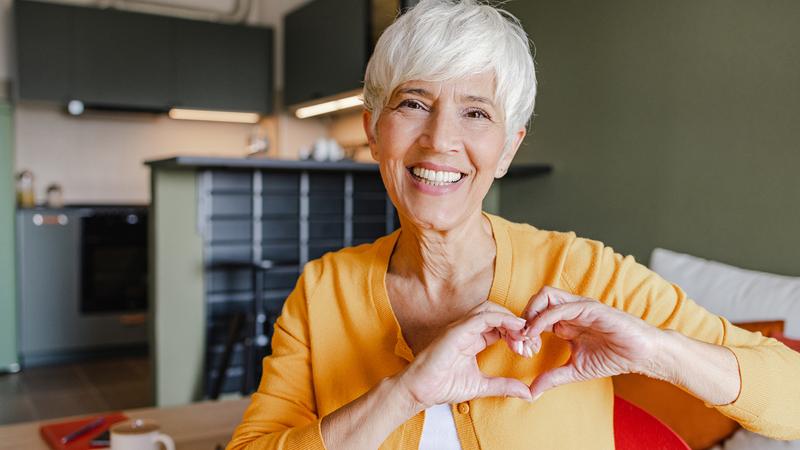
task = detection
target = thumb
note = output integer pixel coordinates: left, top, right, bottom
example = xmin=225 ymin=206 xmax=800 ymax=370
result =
xmin=478 ymin=376 xmax=533 ymax=401
xmin=529 ymin=364 xmax=580 ymax=400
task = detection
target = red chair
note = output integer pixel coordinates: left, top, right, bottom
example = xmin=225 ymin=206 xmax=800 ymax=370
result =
xmin=614 ymin=396 xmax=692 ymax=450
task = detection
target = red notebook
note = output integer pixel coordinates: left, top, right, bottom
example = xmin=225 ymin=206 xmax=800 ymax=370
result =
xmin=39 ymin=413 xmax=128 ymax=450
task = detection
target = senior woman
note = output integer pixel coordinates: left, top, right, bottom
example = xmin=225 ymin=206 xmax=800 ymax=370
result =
xmin=227 ymin=1 xmax=800 ymax=449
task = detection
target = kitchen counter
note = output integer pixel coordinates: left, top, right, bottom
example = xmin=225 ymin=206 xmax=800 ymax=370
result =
xmin=146 ymin=156 xmax=552 ymax=177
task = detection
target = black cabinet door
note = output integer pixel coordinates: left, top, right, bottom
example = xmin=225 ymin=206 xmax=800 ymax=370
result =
xmin=72 ymin=7 xmax=170 ymax=109
xmin=13 ymin=0 xmax=75 ymax=102
xmin=172 ymin=19 xmax=273 ymax=113
xmin=284 ymin=0 xmax=368 ymax=106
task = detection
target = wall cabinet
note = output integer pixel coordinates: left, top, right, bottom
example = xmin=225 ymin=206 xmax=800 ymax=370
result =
xmin=283 ymin=0 xmax=419 ymax=107
xmin=73 ymin=7 xmax=171 ymax=110
xmin=13 ymin=0 xmax=273 ymax=113
xmin=13 ymin=0 xmax=74 ymax=103
xmin=283 ymin=0 xmax=369 ymax=106
xmin=171 ymin=19 xmax=272 ymax=113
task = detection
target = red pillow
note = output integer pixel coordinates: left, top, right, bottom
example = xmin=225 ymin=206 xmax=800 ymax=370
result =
xmin=770 ymin=331 xmax=800 ymax=352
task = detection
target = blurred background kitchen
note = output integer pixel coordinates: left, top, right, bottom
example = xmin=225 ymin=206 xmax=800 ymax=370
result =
xmin=0 ymin=0 xmax=439 ymax=424
xmin=1 ymin=1 xmax=799 ymax=449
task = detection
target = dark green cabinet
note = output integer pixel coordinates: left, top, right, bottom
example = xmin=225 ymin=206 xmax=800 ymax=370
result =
xmin=73 ymin=7 xmax=171 ymax=110
xmin=13 ymin=0 xmax=74 ymax=102
xmin=282 ymin=0 xmax=421 ymax=108
xmin=13 ymin=0 xmax=273 ymax=113
xmin=283 ymin=0 xmax=369 ymax=106
xmin=172 ymin=19 xmax=272 ymax=112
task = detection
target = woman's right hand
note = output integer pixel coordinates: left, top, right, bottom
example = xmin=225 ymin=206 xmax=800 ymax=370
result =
xmin=397 ymin=301 xmax=533 ymax=411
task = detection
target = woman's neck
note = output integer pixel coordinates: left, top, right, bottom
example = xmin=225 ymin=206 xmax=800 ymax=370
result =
xmin=389 ymin=211 xmax=496 ymax=293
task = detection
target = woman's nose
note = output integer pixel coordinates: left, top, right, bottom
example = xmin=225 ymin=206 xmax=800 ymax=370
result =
xmin=419 ymin=108 xmax=463 ymax=154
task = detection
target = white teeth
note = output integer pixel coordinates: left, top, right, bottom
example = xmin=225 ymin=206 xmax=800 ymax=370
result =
xmin=411 ymin=166 xmax=463 ymax=185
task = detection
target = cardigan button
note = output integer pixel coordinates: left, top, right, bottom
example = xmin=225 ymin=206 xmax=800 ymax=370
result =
xmin=457 ymin=402 xmax=470 ymax=414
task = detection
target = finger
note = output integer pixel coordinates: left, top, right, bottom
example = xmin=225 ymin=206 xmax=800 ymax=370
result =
xmin=474 ymin=300 xmax=533 ymax=354
xmin=525 ymin=301 xmax=594 ymax=339
xmin=482 ymin=328 xmax=501 ymax=347
xmin=522 ymin=286 xmax=581 ymax=321
xmin=479 ymin=376 xmax=533 ymax=401
xmin=552 ymin=321 xmax=583 ymax=340
xmin=466 ymin=302 xmax=533 ymax=357
xmin=461 ymin=311 xmax=526 ymax=337
xmin=497 ymin=328 xmax=531 ymax=357
xmin=521 ymin=286 xmax=555 ymax=321
xmin=474 ymin=300 xmax=519 ymax=317
xmin=529 ymin=364 xmax=581 ymax=400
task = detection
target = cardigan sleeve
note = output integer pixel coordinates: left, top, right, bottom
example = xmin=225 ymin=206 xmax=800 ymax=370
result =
xmin=226 ymin=264 xmax=328 ymax=450
xmin=560 ymin=236 xmax=800 ymax=440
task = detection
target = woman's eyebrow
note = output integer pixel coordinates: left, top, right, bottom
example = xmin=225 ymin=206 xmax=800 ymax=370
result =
xmin=461 ymin=95 xmax=495 ymax=107
xmin=396 ymin=88 xmax=495 ymax=108
xmin=397 ymin=87 xmax=432 ymax=97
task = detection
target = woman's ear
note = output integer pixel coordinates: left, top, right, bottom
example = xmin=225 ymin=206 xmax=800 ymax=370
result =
xmin=362 ymin=110 xmax=379 ymax=161
xmin=495 ymin=127 xmax=527 ymax=178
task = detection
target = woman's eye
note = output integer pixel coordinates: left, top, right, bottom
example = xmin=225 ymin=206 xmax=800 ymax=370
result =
xmin=400 ymin=99 xmax=426 ymax=110
xmin=465 ymin=109 xmax=491 ymax=120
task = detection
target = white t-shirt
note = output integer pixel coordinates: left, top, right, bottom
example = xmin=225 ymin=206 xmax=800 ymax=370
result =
xmin=418 ymin=404 xmax=462 ymax=450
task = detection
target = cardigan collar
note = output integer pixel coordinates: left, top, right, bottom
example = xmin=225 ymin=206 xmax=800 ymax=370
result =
xmin=369 ymin=212 xmax=513 ymax=363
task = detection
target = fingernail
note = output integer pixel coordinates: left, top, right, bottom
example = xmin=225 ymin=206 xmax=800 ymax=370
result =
xmin=515 ymin=341 xmax=524 ymax=355
xmin=524 ymin=346 xmax=533 ymax=358
xmin=533 ymin=393 xmax=543 ymax=402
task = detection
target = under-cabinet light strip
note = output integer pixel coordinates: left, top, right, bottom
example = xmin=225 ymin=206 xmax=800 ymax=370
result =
xmin=294 ymin=95 xmax=363 ymax=119
xmin=168 ymin=108 xmax=260 ymax=124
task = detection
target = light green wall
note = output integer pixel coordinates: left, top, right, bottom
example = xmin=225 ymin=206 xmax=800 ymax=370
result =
xmin=151 ymin=169 xmax=205 ymax=406
xmin=503 ymin=0 xmax=800 ymax=276
xmin=0 ymin=102 xmax=18 ymax=371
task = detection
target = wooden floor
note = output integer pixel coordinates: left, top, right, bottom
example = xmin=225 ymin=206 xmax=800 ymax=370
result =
xmin=0 ymin=356 xmax=152 ymax=425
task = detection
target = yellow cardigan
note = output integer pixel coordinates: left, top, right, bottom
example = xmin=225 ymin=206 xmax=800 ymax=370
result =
xmin=226 ymin=214 xmax=800 ymax=449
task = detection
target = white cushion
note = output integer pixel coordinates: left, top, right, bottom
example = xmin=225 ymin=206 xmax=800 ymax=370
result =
xmin=709 ymin=429 xmax=800 ymax=450
xmin=649 ymin=248 xmax=800 ymax=338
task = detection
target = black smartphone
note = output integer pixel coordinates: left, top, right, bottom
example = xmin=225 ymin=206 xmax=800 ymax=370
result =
xmin=89 ymin=430 xmax=110 ymax=448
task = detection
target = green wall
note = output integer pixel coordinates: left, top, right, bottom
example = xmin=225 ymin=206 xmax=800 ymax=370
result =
xmin=502 ymin=0 xmax=800 ymax=276
xmin=0 ymin=102 xmax=18 ymax=371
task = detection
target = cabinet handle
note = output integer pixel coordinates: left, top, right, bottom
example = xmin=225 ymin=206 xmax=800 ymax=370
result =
xmin=32 ymin=214 xmax=69 ymax=226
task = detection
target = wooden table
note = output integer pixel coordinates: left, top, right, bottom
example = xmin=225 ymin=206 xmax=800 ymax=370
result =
xmin=0 ymin=398 xmax=250 ymax=450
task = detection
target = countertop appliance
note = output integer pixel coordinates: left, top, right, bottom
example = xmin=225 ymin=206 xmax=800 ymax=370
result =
xmin=16 ymin=205 xmax=149 ymax=366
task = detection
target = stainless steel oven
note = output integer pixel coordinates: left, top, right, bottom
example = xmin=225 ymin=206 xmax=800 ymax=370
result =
xmin=16 ymin=205 xmax=148 ymax=366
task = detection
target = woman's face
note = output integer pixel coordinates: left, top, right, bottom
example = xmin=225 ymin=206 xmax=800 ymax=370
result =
xmin=365 ymin=72 xmax=526 ymax=231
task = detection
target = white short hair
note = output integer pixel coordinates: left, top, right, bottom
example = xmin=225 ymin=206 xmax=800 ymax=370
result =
xmin=363 ymin=0 xmax=537 ymax=147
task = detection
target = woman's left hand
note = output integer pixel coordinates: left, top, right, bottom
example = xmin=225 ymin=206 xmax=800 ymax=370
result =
xmin=521 ymin=286 xmax=667 ymax=400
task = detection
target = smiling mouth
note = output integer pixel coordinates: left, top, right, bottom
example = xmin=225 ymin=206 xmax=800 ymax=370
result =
xmin=407 ymin=166 xmax=466 ymax=186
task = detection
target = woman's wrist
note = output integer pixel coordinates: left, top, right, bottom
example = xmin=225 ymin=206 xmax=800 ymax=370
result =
xmin=321 ymin=375 xmax=424 ymax=449
xmin=642 ymin=328 xmax=741 ymax=406
xmin=384 ymin=374 xmax=427 ymax=418
xmin=394 ymin=368 xmax=430 ymax=417
xmin=638 ymin=328 xmax=680 ymax=382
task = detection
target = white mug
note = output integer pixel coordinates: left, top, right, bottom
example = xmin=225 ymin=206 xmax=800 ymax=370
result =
xmin=110 ymin=418 xmax=175 ymax=450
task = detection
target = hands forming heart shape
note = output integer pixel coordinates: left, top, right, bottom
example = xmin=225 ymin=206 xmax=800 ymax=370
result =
xmin=398 ymin=286 xmax=662 ymax=410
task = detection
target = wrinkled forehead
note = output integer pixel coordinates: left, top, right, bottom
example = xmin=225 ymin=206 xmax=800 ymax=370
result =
xmin=392 ymin=73 xmax=495 ymax=96
xmin=388 ymin=73 xmax=503 ymax=113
